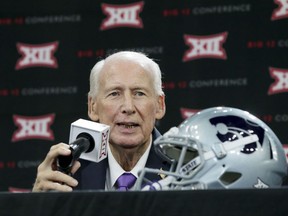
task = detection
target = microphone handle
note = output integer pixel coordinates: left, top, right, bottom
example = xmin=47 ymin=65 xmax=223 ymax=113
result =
xmin=57 ymin=137 xmax=90 ymax=175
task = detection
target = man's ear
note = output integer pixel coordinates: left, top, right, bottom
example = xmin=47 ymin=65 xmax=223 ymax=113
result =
xmin=88 ymin=96 xmax=99 ymax=121
xmin=155 ymin=95 xmax=166 ymax=120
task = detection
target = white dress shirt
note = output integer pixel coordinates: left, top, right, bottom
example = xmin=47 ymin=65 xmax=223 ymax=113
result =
xmin=105 ymin=136 xmax=152 ymax=191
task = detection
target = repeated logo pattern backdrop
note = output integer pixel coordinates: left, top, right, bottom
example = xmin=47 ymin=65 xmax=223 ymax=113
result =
xmin=0 ymin=0 xmax=288 ymax=191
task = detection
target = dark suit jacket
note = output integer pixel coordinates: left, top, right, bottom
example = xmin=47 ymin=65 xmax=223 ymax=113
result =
xmin=74 ymin=128 xmax=170 ymax=190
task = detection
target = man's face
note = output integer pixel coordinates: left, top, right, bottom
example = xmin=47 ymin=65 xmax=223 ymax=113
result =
xmin=88 ymin=59 xmax=165 ymax=150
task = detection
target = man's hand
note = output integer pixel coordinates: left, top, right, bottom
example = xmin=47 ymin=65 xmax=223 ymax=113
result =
xmin=32 ymin=143 xmax=80 ymax=192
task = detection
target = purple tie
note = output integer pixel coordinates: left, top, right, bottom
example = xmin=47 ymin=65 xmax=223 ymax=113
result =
xmin=116 ymin=173 xmax=137 ymax=191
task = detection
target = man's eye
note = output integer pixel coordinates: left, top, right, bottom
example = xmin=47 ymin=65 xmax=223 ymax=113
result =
xmin=109 ymin=92 xmax=119 ymax=97
xmin=135 ymin=91 xmax=145 ymax=96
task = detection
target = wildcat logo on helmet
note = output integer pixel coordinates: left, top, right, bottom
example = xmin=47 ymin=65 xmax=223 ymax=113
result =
xmin=100 ymin=2 xmax=144 ymax=30
xmin=15 ymin=41 xmax=59 ymax=70
xmin=183 ymin=32 xmax=228 ymax=61
xmin=271 ymin=0 xmax=288 ymax=20
xmin=268 ymin=67 xmax=288 ymax=95
xmin=12 ymin=114 xmax=55 ymax=142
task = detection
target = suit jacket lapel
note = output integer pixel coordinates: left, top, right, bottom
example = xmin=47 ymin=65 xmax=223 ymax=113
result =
xmin=144 ymin=128 xmax=171 ymax=182
xmin=75 ymin=158 xmax=108 ymax=190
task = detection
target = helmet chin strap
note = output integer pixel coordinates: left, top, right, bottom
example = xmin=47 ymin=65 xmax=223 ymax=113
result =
xmin=139 ymin=134 xmax=259 ymax=191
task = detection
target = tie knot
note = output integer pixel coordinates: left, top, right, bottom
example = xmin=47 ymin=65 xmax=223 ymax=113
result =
xmin=116 ymin=173 xmax=137 ymax=191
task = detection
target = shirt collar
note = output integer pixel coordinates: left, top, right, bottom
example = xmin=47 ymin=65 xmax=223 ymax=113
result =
xmin=105 ymin=136 xmax=152 ymax=190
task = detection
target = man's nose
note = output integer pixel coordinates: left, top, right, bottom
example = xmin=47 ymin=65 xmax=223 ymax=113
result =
xmin=121 ymin=94 xmax=136 ymax=114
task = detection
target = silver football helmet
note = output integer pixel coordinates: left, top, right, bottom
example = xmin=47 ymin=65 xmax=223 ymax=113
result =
xmin=137 ymin=107 xmax=287 ymax=190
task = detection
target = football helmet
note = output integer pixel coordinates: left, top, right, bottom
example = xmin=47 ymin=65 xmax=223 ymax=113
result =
xmin=136 ymin=107 xmax=287 ymax=190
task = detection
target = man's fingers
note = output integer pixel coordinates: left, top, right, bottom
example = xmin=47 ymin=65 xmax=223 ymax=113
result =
xmin=33 ymin=170 xmax=78 ymax=192
xmin=34 ymin=180 xmax=74 ymax=192
xmin=32 ymin=143 xmax=79 ymax=192
xmin=38 ymin=143 xmax=71 ymax=171
xmin=46 ymin=143 xmax=71 ymax=164
xmin=70 ymin=161 xmax=81 ymax=175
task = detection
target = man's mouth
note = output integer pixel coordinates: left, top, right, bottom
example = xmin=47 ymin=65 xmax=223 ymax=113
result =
xmin=117 ymin=123 xmax=139 ymax=129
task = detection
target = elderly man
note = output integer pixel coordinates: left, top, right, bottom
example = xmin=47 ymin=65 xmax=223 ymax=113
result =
xmin=32 ymin=51 xmax=170 ymax=192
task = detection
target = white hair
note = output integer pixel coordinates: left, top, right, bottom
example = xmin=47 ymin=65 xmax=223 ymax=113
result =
xmin=88 ymin=51 xmax=164 ymax=99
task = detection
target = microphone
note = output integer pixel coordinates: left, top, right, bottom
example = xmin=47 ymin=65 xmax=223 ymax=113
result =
xmin=57 ymin=119 xmax=110 ymax=175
